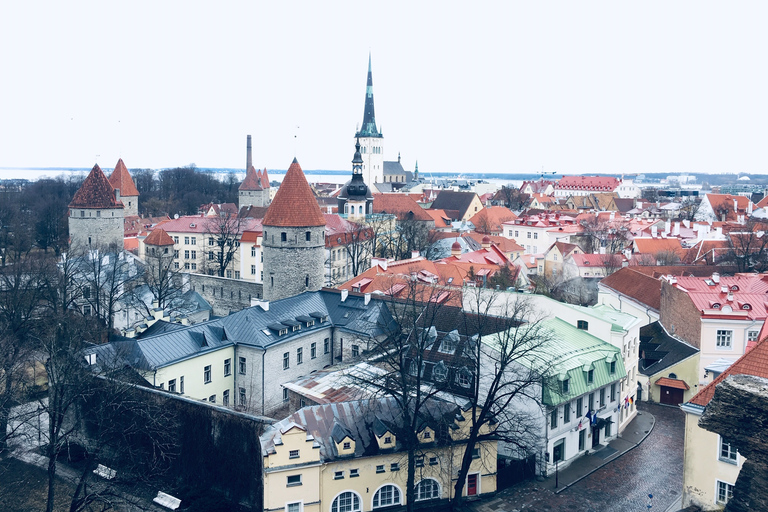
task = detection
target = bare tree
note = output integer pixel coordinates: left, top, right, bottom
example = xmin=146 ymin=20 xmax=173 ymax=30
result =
xmin=143 ymin=242 xmax=182 ymax=309
xmin=204 ymin=213 xmax=244 ymax=277
xmin=578 ymin=216 xmax=631 ymax=255
xmin=395 ymin=217 xmax=433 ymax=260
xmin=722 ymin=220 xmax=768 ymax=272
xmin=677 ymin=197 xmax=701 ymax=222
xmin=495 ymin=186 xmax=530 ymax=211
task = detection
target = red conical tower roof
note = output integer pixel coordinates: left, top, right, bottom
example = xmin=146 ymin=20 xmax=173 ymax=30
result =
xmin=108 ymin=158 xmax=139 ymax=196
xmin=69 ymin=164 xmax=124 ymax=209
xmin=261 ymin=167 xmax=270 ymax=188
xmin=144 ymin=228 xmax=175 ymax=246
xmin=239 ymin=165 xmax=263 ymax=191
xmin=263 ymin=158 xmax=325 ymax=227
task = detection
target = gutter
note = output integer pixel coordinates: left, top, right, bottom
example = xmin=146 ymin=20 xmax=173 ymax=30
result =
xmin=262 ymin=348 xmax=266 ymax=416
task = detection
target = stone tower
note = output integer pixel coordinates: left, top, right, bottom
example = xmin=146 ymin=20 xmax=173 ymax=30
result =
xmin=108 ymin=158 xmax=139 ymax=217
xmin=239 ymin=136 xmax=271 ymax=209
xmin=68 ymin=164 xmax=125 ymax=250
xmin=262 ymin=158 xmax=326 ymax=301
xmin=337 ymin=138 xmax=373 ymax=221
xmin=355 ymin=54 xmax=384 ymax=188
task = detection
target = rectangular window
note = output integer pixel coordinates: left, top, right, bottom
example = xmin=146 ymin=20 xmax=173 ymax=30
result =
xmin=296 ymin=347 xmax=303 ymax=365
xmin=390 ymin=463 xmax=399 ymax=471
xmin=716 ymin=330 xmax=732 ymax=348
xmin=351 ymin=345 xmax=359 ymax=357
xmin=550 ymin=408 xmax=558 ymax=429
xmin=376 ymin=465 xmax=385 ymax=473
xmin=748 ymin=330 xmax=759 ymax=342
xmin=311 ymin=343 xmax=317 ymax=359
xmin=348 ymin=468 xmax=359 ymax=478
xmin=239 ymin=357 xmax=246 ymax=374
xmin=578 ymin=429 xmax=586 ymax=451
xmin=226 ymin=270 xmax=232 ymax=278
xmin=533 ymin=232 xmax=538 ymax=239
xmin=191 ymin=263 xmax=196 ymax=270
xmin=588 ymin=392 xmax=595 ymax=412
xmin=717 ymin=481 xmax=734 ymax=505
xmin=600 ymin=388 xmax=606 ymax=407
xmin=208 ymin=237 xmax=214 ymax=246
xmin=611 ymin=383 xmax=617 ymax=402
xmin=553 ymin=439 xmax=565 ymax=463
xmin=610 ymin=360 xmax=616 ymax=374
xmin=283 ymin=352 xmax=289 ymax=370
xmin=223 ymin=389 xmax=230 ymax=406
xmin=587 ymin=369 xmax=594 ymax=384
xmin=384 ymin=436 xmax=392 ymax=444
xmin=191 ymin=237 xmax=196 ymax=245
xmin=184 ymin=237 xmax=189 ymax=245
xmin=563 ymin=404 xmax=571 ymax=423
xmin=174 ymin=262 xmax=179 ymax=269
xmin=180 ymin=376 xmax=184 ymax=394
xmin=287 ymin=503 xmax=301 ymax=512
xmin=174 ymin=250 xmax=179 ymax=259
xmin=168 ymin=379 xmax=176 ymax=392
xmin=562 ymin=378 xmax=569 ymax=394
xmin=224 ymin=358 xmax=231 ymax=376
xmin=239 ymin=387 xmax=246 ymax=406
xmin=576 ymin=397 xmax=583 ymax=417
xmin=251 ymin=265 xmax=256 ymax=275
xmin=334 ymin=471 xmax=344 ymax=480
xmin=190 ymin=250 xmax=196 ymax=259
xmin=324 ymin=338 xmax=330 ymax=354
xmin=429 ymin=457 xmax=438 ymax=465
xmin=343 ymin=441 xmax=350 ymax=450
xmin=173 ymin=236 xmax=179 ymax=244
xmin=184 ymin=250 xmax=190 ymax=259
xmin=251 ymin=247 xmax=256 ymax=257
xmin=283 ymin=388 xmax=289 ymax=402
xmin=204 ymin=365 xmax=211 ymax=384
xmin=289 ymin=449 xmax=300 ymax=459
xmin=719 ymin=437 xmax=738 ymax=463
xmin=209 ymin=394 xmax=216 ymax=403
xmin=416 ymin=456 xmax=424 ymax=468
xmin=286 ymin=475 xmax=302 ymax=487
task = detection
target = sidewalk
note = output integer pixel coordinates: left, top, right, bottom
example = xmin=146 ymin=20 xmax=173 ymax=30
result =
xmin=466 ymin=408 xmax=657 ymax=512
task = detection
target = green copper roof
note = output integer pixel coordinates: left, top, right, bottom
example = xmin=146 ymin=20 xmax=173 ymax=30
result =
xmin=567 ymin=303 xmax=640 ymax=333
xmin=483 ymin=317 xmax=625 ymax=407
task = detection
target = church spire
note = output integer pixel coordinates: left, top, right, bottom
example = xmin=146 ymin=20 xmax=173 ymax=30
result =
xmin=356 ymin=53 xmax=381 ymax=138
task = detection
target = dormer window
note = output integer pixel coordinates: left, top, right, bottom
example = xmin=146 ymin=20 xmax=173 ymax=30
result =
xmin=343 ymin=441 xmax=351 ymax=450
xmin=742 ymin=304 xmax=751 ymax=310
xmin=384 ymin=436 xmax=392 ymax=444
xmin=577 ymin=320 xmax=589 ymax=330
xmin=731 ymin=285 xmax=739 ymax=291
xmin=279 ymin=328 xmax=288 ymax=336
xmin=561 ymin=378 xmax=570 ymax=394
xmin=587 ymin=369 xmax=594 ymax=384
xmin=712 ymin=303 xmax=721 ymax=309
xmin=610 ymin=360 xmax=616 ymax=374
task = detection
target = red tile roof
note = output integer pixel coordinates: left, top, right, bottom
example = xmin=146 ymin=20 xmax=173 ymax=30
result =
xmin=69 ymin=164 xmax=124 ymax=209
xmin=705 ymin=193 xmax=752 ymax=222
xmin=555 ymin=176 xmax=621 ymax=192
xmin=143 ymin=228 xmax=175 ymax=246
xmin=424 ymin=209 xmax=452 ymax=228
xmin=670 ymin=274 xmax=768 ymax=321
xmin=469 ymin=206 xmax=517 ymax=234
xmin=373 ymin=194 xmax=433 ymax=222
xmin=263 ymin=159 xmax=326 ymax=227
xmin=689 ymin=335 xmax=768 ymax=407
xmin=655 ymin=377 xmax=690 ymax=390
xmin=239 ymin=166 xmax=263 ymax=191
xmin=599 ymin=267 xmax=662 ymax=311
xmin=261 ymin=167 xmax=270 ymax=189
xmin=108 ymin=158 xmax=139 ymax=197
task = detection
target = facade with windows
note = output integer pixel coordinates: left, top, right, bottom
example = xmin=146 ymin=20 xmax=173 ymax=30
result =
xmin=261 ymin=398 xmax=497 ymax=512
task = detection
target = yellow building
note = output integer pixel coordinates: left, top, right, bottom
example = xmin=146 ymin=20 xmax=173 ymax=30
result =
xmin=261 ymin=398 xmax=497 ymax=512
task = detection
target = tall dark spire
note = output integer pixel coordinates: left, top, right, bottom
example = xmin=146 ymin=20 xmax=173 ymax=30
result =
xmin=355 ymin=53 xmax=382 ymax=138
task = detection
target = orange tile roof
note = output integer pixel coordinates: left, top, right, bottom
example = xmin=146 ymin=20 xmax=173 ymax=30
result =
xmin=373 ymin=194 xmax=433 ymax=222
xmin=240 ymin=230 xmax=262 ymax=243
xmin=689 ymin=334 xmax=768 ymax=407
xmin=757 ymin=195 xmax=768 ymax=209
xmin=69 ymin=164 xmax=124 ymax=209
xmin=108 ymin=158 xmax=139 ymax=197
xmin=555 ymin=176 xmax=620 ymax=192
xmin=705 ymin=193 xmax=752 ymax=222
xmin=261 ymin=168 xmax=270 ymax=188
xmin=143 ymin=228 xmax=175 ymax=246
xmin=599 ymin=267 xmax=662 ymax=310
xmin=469 ymin=206 xmax=517 ymax=234
xmin=263 ymin=159 xmax=326 ymax=227
xmin=239 ymin=166 xmax=263 ymax=191
xmin=123 ymin=237 xmax=139 ymax=252
xmin=655 ymin=377 xmax=690 ymax=390
xmin=464 ymin=233 xmax=524 ymax=254
xmin=634 ymin=237 xmax=686 ymax=256
xmin=424 ymin=209 xmax=452 ymax=228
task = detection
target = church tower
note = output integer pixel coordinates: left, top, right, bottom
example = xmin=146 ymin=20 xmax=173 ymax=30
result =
xmin=355 ymin=54 xmax=384 ymax=188
xmin=337 ymin=139 xmax=373 ymax=221
xmin=108 ymin=159 xmax=139 ymax=217
xmin=68 ymin=164 xmax=125 ymax=250
xmin=262 ymin=158 xmax=326 ymax=301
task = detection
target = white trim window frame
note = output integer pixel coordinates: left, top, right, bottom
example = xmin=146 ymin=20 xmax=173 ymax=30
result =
xmin=718 ymin=436 xmax=738 ymax=464
xmin=716 ymin=329 xmax=732 ymax=349
xmin=286 ymin=502 xmax=303 ymax=512
xmin=716 ymin=480 xmax=734 ymax=505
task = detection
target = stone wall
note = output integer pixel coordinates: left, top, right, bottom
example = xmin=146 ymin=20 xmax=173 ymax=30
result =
xmin=262 ymin=225 xmax=325 ymax=301
xmin=660 ymin=280 xmax=702 ymax=348
xmin=187 ymin=273 xmax=263 ymax=316
xmin=68 ymin=207 xmax=125 ymax=250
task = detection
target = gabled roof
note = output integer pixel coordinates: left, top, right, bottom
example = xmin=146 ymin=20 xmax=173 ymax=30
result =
xmin=633 ymin=237 xmax=686 ymax=256
xmin=688 ymin=334 xmax=768 ymax=407
xmin=570 ymin=253 xmax=625 ymax=268
xmin=143 ymin=228 xmax=175 ymax=246
xmin=424 ymin=209 xmax=453 ymax=228
xmin=638 ymin=321 xmax=699 ymax=376
xmin=555 ymin=176 xmax=620 ymax=192
xmin=430 ymin=191 xmax=479 ymax=219
xmin=263 ymin=159 xmax=326 ymax=227
xmin=599 ymin=267 xmax=662 ymax=311
xmin=463 ymin=233 xmax=524 ymax=254
xmin=69 ymin=164 xmax=124 ymax=209
xmin=704 ymin=193 xmax=752 ymax=222
xmin=239 ymin=166 xmax=263 ymax=191
xmin=108 ymin=159 xmax=139 ymax=197
xmin=373 ymin=194 xmax=433 ymax=222
xmin=469 ymin=206 xmax=517 ymax=234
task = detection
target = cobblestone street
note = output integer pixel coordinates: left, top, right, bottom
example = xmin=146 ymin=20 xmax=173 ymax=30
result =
xmin=471 ymin=402 xmax=685 ymax=512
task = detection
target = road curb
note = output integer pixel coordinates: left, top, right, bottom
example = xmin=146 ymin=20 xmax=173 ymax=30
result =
xmin=554 ymin=411 xmax=657 ymax=494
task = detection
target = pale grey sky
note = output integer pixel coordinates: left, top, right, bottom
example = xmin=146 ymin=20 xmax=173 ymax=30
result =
xmin=2 ymin=1 xmax=767 ymax=175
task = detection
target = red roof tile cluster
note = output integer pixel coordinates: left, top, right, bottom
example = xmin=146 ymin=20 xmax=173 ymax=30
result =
xmin=599 ymin=267 xmax=662 ymax=311
xmin=69 ymin=164 xmax=124 ymax=209
xmin=689 ymin=334 xmax=768 ymax=407
xmin=143 ymin=228 xmax=175 ymax=246
xmin=239 ymin=166 xmax=270 ymax=191
xmin=469 ymin=206 xmax=517 ymax=234
xmin=655 ymin=377 xmax=690 ymax=390
xmin=263 ymin=159 xmax=326 ymax=227
xmin=555 ymin=176 xmax=621 ymax=192
xmin=704 ymin=193 xmax=752 ymax=222
xmin=373 ymin=194 xmax=433 ymax=222
xmin=669 ymin=274 xmax=768 ymax=321
xmin=108 ymin=159 xmax=139 ymax=197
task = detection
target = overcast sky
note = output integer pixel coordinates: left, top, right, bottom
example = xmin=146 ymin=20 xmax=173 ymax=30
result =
xmin=2 ymin=2 xmax=767 ymax=175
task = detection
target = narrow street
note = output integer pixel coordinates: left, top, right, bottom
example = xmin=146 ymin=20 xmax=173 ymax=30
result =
xmin=472 ymin=402 xmax=685 ymax=512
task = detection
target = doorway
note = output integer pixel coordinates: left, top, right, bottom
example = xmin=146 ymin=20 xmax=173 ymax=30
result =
xmin=467 ymin=474 xmax=478 ymax=496
xmin=591 ymin=426 xmax=601 ymax=448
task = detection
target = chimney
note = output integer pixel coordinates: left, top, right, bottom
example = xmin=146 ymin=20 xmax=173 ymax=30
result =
xmin=674 ymin=222 xmax=681 ymax=236
xmin=251 ymin=298 xmax=269 ymax=311
xmin=341 ymin=289 xmax=349 ymax=302
xmin=364 ymin=293 xmax=371 ymax=305
xmin=664 ymin=220 xmax=671 ymax=235
xmin=246 ymin=135 xmax=252 ymax=171
xmin=411 ymin=250 xmax=420 ymax=259
xmin=372 ymin=257 xmax=388 ymax=271
xmin=721 ymin=285 xmax=728 ymax=294
xmin=712 ymin=272 xmax=720 ymax=283
xmin=651 ymin=225 xmax=657 ymax=238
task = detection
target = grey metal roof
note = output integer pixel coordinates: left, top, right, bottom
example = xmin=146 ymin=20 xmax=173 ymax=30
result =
xmin=639 ymin=321 xmax=699 ymax=376
xmin=92 ymin=290 xmax=395 ymax=371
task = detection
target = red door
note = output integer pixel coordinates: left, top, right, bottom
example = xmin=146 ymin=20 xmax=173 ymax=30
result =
xmin=467 ymin=474 xmax=478 ymax=496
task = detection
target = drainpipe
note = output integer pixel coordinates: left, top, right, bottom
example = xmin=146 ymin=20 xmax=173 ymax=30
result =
xmin=262 ymin=348 xmax=266 ymax=415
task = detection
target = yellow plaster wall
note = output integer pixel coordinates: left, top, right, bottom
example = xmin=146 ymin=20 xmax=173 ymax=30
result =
xmin=648 ymin=353 xmax=700 ymax=404
xmin=143 ymin=346 xmax=235 ymax=403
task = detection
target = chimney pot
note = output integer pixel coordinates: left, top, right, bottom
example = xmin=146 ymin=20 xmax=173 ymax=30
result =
xmin=341 ymin=289 xmax=349 ymax=302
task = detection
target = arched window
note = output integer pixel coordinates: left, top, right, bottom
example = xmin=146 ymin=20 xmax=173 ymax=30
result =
xmin=344 ymin=203 xmax=349 ymax=214
xmin=668 ymin=373 xmax=677 ymax=379
xmin=415 ymin=479 xmax=441 ymax=501
xmin=373 ymin=485 xmax=401 ymax=509
xmin=331 ymin=492 xmax=361 ymax=512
